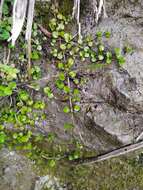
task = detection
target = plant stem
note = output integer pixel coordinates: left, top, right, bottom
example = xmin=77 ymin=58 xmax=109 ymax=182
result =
xmin=27 ymin=39 xmax=32 ymax=79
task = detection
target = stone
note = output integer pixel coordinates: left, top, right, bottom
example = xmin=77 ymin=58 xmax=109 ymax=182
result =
xmin=0 ymin=149 xmax=36 ymax=190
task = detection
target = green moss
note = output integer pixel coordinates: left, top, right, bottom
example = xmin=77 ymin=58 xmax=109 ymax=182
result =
xmin=35 ymin=0 xmax=73 ymax=28
xmin=35 ymin=2 xmax=51 ymax=28
xmin=30 ymin=142 xmax=143 ymax=190
xmin=53 ymin=156 xmax=143 ymax=190
xmin=0 ymin=5 xmax=137 ymax=190
xmin=58 ymin=0 xmax=73 ymax=15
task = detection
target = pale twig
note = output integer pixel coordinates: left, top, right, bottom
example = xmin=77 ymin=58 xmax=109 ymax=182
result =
xmin=25 ymin=0 xmax=36 ymax=42
xmin=38 ymin=24 xmax=51 ymax=38
xmin=67 ymin=77 xmax=73 ymax=114
xmin=136 ymin=131 xmax=143 ymax=142
xmin=27 ymin=39 xmax=32 ymax=79
xmin=93 ymin=0 xmax=108 ymax=23
xmin=42 ymin=154 xmax=66 ymax=161
xmin=26 ymin=0 xmax=36 ymax=79
xmin=67 ymin=66 xmax=85 ymax=145
xmin=77 ymin=0 xmax=81 ymax=37
xmin=6 ymin=48 xmax=11 ymax=64
xmin=72 ymin=0 xmax=77 ymax=18
xmin=103 ymin=0 xmax=108 ymax=18
xmin=3 ymin=46 xmax=7 ymax=63
xmin=92 ymin=0 xmax=98 ymax=14
xmin=9 ymin=95 xmax=13 ymax=107
xmin=67 ymin=82 xmax=90 ymax=147
xmin=75 ymin=140 xmax=143 ymax=165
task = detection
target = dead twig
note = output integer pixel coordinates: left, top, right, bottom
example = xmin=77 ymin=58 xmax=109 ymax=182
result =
xmin=96 ymin=0 xmax=107 ymax=23
xmin=38 ymin=24 xmax=51 ymax=38
xmin=136 ymin=131 xmax=143 ymax=142
xmin=67 ymin=77 xmax=73 ymax=114
xmin=6 ymin=48 xmax=11 ymax=64
xmin=74 ymin=140 xmax=143 ymax=165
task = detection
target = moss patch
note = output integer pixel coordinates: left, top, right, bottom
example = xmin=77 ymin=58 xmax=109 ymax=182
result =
xmin=58 ymin=0 xmax=73 ymax=15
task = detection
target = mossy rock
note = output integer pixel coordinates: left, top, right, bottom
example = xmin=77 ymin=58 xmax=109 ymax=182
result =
xmin=58 ymin=0 xmax=73 ymax=15
xmin=35 ymin=0 xmax=73 ymax=28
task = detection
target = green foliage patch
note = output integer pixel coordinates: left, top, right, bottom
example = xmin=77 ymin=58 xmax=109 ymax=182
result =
xmin=0 ymin=6 xmax=129 ymax=169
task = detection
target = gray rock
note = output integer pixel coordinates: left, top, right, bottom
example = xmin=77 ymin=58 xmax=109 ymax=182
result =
xmin=32 ymin=0 xmax=143 ymax=151
xmin=34 ymin=175 xmax=66 ymax=190
xmin=78 ymin=0 xmax=143 ymax=147
xmin=0 ymin=149 xmax=36 ymax=190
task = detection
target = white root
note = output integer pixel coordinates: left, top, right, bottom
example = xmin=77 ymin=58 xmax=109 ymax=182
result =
xmin=8 ymin=0 xmax=28 ymax=45
xmin=72 ymin=0 xmax=81 ymax=37
xmin=72 ymin=0 xmax=107 ymax=36
xmin=96 ymin=0 xmax=107 ymax=23
xmin=25 ymin=0 xmax=36 ymax=74
xmin=96 ymin=0 xmax=103 ymax=23
xmin=72 ymin=0 xmax=77 ymax=18
xmin=4 ymin=0 xmax=107 ymax=45
xmin=25 ymin=0 xmax=36 ymax=42
xmin=0 ymin=0 xmax=4 ymax=20
xmin=8 ymin=0 xmax=35 ymax=46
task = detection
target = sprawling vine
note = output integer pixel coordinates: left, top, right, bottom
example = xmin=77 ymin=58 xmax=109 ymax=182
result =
xmin=0 ymin=1 xmax=130 ymax=168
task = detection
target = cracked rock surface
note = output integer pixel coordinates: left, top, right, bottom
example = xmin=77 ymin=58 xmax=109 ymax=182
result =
xmin=32 ymin=0 xmax=143 ymax=151
xmin=77 ymin=0 xmax=143 ymax=148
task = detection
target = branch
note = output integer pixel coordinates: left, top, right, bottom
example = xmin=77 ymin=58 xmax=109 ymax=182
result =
xmin=74 ymin=140 xmax=143 ymax=165
xmin=38 ymin=24 xmax=51 ymax=38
